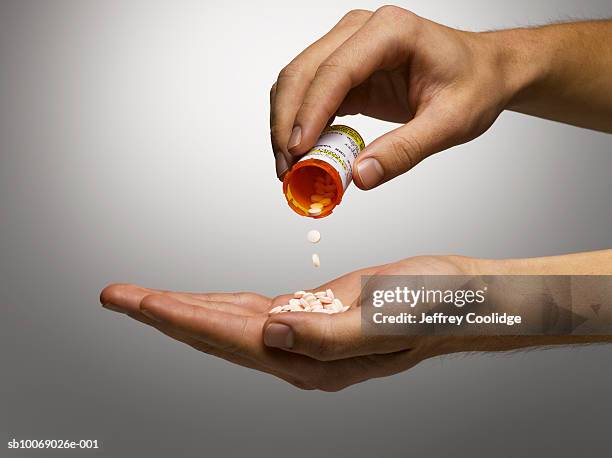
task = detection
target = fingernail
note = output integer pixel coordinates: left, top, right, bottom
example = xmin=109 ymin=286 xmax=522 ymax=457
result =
xmin=140 ymin=308 xmax=162 ymax=322
xmin=102 ymin=303 xmax=125 ymax=314
xmin=264 ymin=323 xmax=294 ymax=349
xmin=288 ymin=126 xmax=301 ymax=151
xmin=356 ymin=157 xmax=384 ymax=189
xmin=275 ymin=152 xmax=288 ymax=178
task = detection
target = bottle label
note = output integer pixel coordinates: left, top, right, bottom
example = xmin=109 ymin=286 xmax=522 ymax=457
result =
xmin=297 ymin=125 xmax=365 ymax=190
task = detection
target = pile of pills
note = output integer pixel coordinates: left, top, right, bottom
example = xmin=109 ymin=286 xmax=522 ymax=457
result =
xmin=269 ymin=289 xmax=349 ymax=315
xmin=308 ymin=174 xmax=336 ymax=216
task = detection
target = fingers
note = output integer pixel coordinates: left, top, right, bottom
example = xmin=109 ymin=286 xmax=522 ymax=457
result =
xmin=135 ymin=293 xmax=330 ymax=388
xmin=263 ymin=308 xmax=410 ymax=361
xmin=270 ymin=83 xmax=289 ymax=180
xmin=352 ymin=106 xmax=454 ymax=189
xmin=126 ymin=311 xmax=308 ymax=388
xmin=100 ymin=284 xmax=154 ymax=313
xmin=270 ymin=9 xmax=372 ymax=178
xmin=168 ymin=291 xmax=272 ymax=315
xmin=157 ymin=292 xmax=256 ymax=316
xmin=289 ymin=7 xmax=418 ymax=155
xmin=100 ymin=284 xmax=269 ymax=316
xmin=138 ymin=293 xmax=265 ymax=356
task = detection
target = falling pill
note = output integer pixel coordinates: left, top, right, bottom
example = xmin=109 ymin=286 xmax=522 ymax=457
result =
xmin=312 ymin=253 xmax=321 ymax=268
xmin=307 ymin=230 xmax=321 ymax=244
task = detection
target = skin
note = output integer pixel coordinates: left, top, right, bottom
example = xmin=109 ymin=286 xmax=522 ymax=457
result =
xmin=270 ymin=7 xmax=612 ymax=187
xmin=101 ymin=10 xmax=612 ymax=391
xmin=100 ymin=250 xmax=612 ymax=392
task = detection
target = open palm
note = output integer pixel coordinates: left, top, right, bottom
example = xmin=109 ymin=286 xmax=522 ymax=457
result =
xmin=100 ymin=256 xmax=464 ymax=391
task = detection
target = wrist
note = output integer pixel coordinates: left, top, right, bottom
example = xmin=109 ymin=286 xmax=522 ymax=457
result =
xmin=481 ymin=27 xmax=551 ymax=111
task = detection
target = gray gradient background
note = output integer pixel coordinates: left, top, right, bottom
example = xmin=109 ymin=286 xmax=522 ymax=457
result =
xmin=1 ymin=0 xmax=611 ymax=456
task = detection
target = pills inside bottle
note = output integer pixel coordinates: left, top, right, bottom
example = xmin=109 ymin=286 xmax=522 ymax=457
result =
xmin=282 ymin=125 xmax=365 ymax=218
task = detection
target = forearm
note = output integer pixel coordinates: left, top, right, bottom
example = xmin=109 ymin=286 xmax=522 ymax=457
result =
xmin=488 ymin=20 xmax=612 ymax=132
xmin=475 ymin=249 xmax=612 ymax=275
xmin=448 ymin=250 xmax=612 ymax=353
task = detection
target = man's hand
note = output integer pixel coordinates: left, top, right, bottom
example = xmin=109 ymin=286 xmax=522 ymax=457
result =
xmin=100 ymin=256 xmax=469 ymax=391
xmin=271 ymin=7 xmax=612 ymax=185
xmin=100 ymin=250 xmax=611 ymax=391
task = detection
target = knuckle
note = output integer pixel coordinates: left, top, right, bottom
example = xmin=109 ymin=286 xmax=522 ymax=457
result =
xmin=302 ymin=363 xmax=332 ymax=391
xmin=338 ymin=9 xmax=372 ymax=27
xmin=219 ymin=317 xmax=249 ymax=356
xmin=375 ymin=5 xmax=415 ymax=23
xmin=297 ymin=361 xmax=350 ymax=392
xmin=269 ymin=124 xmax=285 ymax=151
xmin=296 ymin=99 xmax=335 ymax=127
xmin=139 ymin=293 xmax=164 ymax=310
xmin=278 ymin=62 xmax=303 ymax=80
xmin=385 ymin=132 xmax=423 ymax=175
xmin=316 ymin=61 xmax=348 ymax=79
xmin=312 ymin=371 xmax=346 ymax=392
xmin=270 ymin=123 xmax=283 ymax=138
xmin=318 ymin=382 xmax=345 ymax=392
xmin=289 ymin=377 xmax=316 ymax=391
xmin=311 ymin=60 xmax=353 ymax=96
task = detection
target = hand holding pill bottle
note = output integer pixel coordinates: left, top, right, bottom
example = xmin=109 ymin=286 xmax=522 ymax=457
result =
xmin=282 ymin=125 xmax=365 ymax=218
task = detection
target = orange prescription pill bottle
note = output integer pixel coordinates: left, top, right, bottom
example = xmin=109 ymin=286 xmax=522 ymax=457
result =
xmin=283 ymin=125 xmax=365 ymax=218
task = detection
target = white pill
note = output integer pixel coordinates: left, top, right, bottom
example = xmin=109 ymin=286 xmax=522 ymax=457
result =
xmin=269 ymin=306 xmax=282 ymax=314
xmin=308 ymin=208 xmax=321 ymax=216
xmin=289 ymin=298 xmax=301 ymax=306
xmin=326 ymin=289 xmax=335 ymax=299
xmin=314 ymin=291 xmax=326 ymax=298
xmin=300 ymin=298 xmax=310 ymax=308
xmin=294 ymin=291 xmax=306 ymax=298
xmin=341 ymin=306 xmax=350 ymax=312
xmin=320 ymin=296 xmax=333 ymax=304
xmin=312 ymin=253 xmax=321 ymax=267
xmin=307 ymin=230 xmax=321 ymax=244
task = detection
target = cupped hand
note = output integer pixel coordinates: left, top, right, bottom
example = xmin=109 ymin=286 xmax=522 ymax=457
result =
xmin=271 ymin=6 xmax=510 ymax=188
xmin=100 ymin=255 xmax=469 ymax=391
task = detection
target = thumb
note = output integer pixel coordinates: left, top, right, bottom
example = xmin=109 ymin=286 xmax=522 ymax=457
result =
xmin=263 ymin=309 xmax=408 ymax=361
xmin=353 ymin=108 xmax=455 ymax=189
